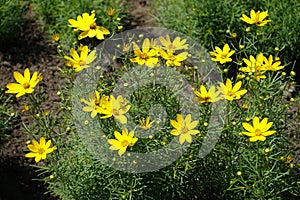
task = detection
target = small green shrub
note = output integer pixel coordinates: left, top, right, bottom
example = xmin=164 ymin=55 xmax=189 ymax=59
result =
xmin=0 ymin=0 xmax=27 ymax=47
xmin=154 ymin=0 xmax=300 ymax=69
xmin=0 ymin=88 xmax=16 ymax=141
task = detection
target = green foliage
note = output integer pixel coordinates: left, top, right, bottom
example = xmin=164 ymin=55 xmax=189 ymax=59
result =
xmin=0 ymin=0 xmax=27 ymax=46
xmin=154 ymin=0 xmax=300 ymax=67
xmin=30 ymin=0 xmax=126 ymax=49
xmin=0 ymin=89 xmax=16 ymax=141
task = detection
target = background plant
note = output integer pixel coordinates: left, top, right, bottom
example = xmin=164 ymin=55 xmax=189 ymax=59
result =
xmin=0 ymin=0 xmax=27 ymax=47
xmin=0 ymin=88 xmax=17 ymax=142
xmin=30 ymin=0 xmax=126 ymax=49
xmin=153 ymin=0 xmax=300 ymax=79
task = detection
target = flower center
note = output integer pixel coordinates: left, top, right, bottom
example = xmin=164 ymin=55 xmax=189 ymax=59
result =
xmin=140 ymin=53 xmax=150 ymax=60
xmin=221 ymin=54 xmax=228 ymax=59
xmin=181 ymin=126 xmax=189 ymax=134
xmin=23 ymin=82 xmax=30 ymax=89
xmin=168 ymin=44 xmax=176 ymax=51
xmin=79 ymin=60 xmax=86 ymax=66
xmin=121 ymin=140 xmax=129 ymax=147
xmin=254 ymin=129 xmax=262 ymax=136
xmin=169 ymin=55 xmax=177 ymax=61
xmin=204 ymin=96 xmax=211 ymax=102
xmin=226 ymin=90 xmax=235 ymax=97
xmin=112 ymin=108 xmax=120 ymax=116
xmin=90 ymin=22 xmax=97 ymax=29
xmin=37 ymin=148 xmax=45 ymax=154
xmin=255 ymin=12 xmax=260 ymax=23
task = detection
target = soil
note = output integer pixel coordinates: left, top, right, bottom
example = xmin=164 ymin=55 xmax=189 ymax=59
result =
xmin=0 ymin=1 xmax=154 ymax=200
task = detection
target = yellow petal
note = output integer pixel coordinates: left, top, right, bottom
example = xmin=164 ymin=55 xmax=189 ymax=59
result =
xmin=35 ymin=155 xmax=42 ymax=163
xmin=253 ymin=117 xmax=260 ymax=128
xmin=249 ymin=136 xmax=259 ymax=142
xmin=262 ymin=130 xmax=276 ymax=136
xmin=242 ymin=122 xmax=255 ymax=132
xmin=25 ymin=152 xmax=37 ymax=158
xmin=13 ymin=71 xmax=25 ymax=84
xmin=40 ymin=137 xmax=46 ymax=147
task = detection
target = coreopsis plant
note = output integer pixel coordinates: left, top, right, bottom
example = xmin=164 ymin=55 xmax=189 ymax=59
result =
xmin=25 ymin=137 xmax=57 ymax=163
xmin=68 ymin=11 xmax=110 ymax=40
xmin=130 ymin=38 xmax=159 ymax=67
xmin=139 ymin=116 xmax=155 ymax=130
xmin=80 ymin=91 xmax=107 ymax=118
xmin=170 ymin=114 xmax=200 ymax=144
xmin=193 ymin=85 xmax=221 ymax=104
xmin=52 ymin=32 xmax=60 ymax=42
xmin=240 ymin=53 xmax=285 ymax=81
xmin=241 ymin=116 xmax=276 ymax=142
xmin=64 ymin=45 xmax=96 ymax=72
xmin=106 ymin=8 xmax=115 ymax=17
xmin=108 ymin=128 xmax=138 ymax=156
xmin=6 ymin=68 xmax=42 ymax=98
xmin=240 ymin=9 xmax=271 ymax=26
xmin=10 ymin=2 xmax=299 ymax=199
xmin=99 ymin=95 xmax=131 ymax=124
xmin=263 ymin=55 xmax=284 ymax=71
xmin=159 ymin=49 xmax=188 ymax=67
xmin=159 ymin=34 xmax=189 ymax=52
xmin=218 ymin=79 xmax=247 ymax=101
xmin=210 ymin=44 xmax=235 ymax=64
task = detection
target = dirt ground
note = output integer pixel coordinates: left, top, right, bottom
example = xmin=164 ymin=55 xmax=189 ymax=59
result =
xmin=0 ymin=1 xmax=154 ymax=199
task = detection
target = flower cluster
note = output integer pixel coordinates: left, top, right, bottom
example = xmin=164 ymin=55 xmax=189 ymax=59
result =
xmin=193 ymin=79 xmax=247 ymax=104
xmin=240 ymin=53 xmax=284 ymax=81
xmin=81 ymin=92 xmax=130 ymax=124
xmin=130 ymin=35 xmax=189 ymax=67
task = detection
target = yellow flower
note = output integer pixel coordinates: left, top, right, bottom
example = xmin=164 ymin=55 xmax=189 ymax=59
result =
xmin=80 ymin=91 xmax=109 ymax=118
xmin=219 ymin=79 xmax=247 ymax=101
xmin=160 ymin=49 xmax=188 ymax=67
xmin=52 ymin=32 xmax=60 ymax=42
xmin=210 ymin=44 xmax=235 ymax=64
xmin=25 ymin=137 xmax=57 ymax=163
xmin=170 ymin=114 xmax=200 ymax=144
xmin=241 ymin=117 xmax=276 ymax=142
xmin=100 ymin=95 xmax=131 ymax=124
xmin=159 ymin=35 xmax=188 ymax=52
xmin=193 ymin=85 xmax=221 ymax=104
xmin=263 ymin=55 xmax=284 ymax=71
xmin=108 ymin=128 xmax=138 ymax=156
xmin=240 ymin=53 xmax=266 ymax=81
xmin=64 ymin=45 xmax=96 ymax=72
xmin=22 ymin=104 xmax=30 ymax=112
xmin=240 ymin=10 xmax=271 ymax=26
xmin=6 ymin=68 xmax=42 ymax=98
xmin=139 ymin=116 xmax=155 ymax=130
xmin=106 ymin=8 xmax=115 ymax=16
xmin=68 ymin=12 xmax=110 ymax=40
xmin=130 ymin=38 xmax=159 ymax=68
